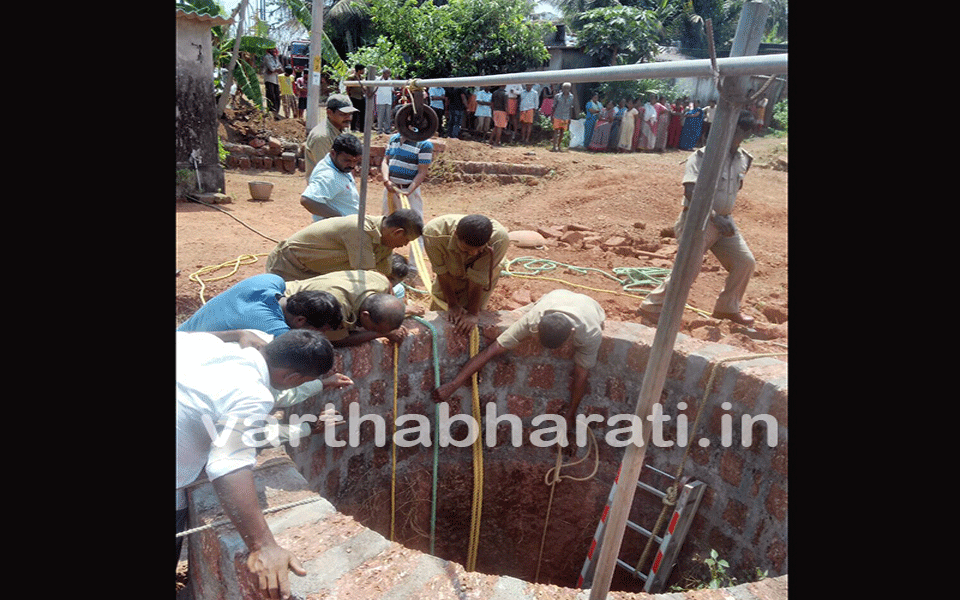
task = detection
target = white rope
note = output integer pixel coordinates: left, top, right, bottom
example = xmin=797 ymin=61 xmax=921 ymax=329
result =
xmin=176 ymin=495 xmax=323 ymax=538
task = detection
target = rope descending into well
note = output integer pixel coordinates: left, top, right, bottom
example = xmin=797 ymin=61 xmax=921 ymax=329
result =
xmin=465 ymin=325 xmax=485 ymax=572
xmin=535 ymin=427 xmax=600 ymax=583
xmin=412 ymin=316 xmax=443 ymax=555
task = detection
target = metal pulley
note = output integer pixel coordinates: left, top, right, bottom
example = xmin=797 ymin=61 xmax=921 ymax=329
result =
xmin=395 ymin=103 xmax=439 ymax=141
xmin=395 ymin=84 xmax=439 ymax=141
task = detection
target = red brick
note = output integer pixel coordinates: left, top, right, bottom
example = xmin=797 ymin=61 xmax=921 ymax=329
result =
xmin=350 ymin=344 xmax=373 ymax=380
xmin=765 ymin=482 xmax=787 ymax=522
xmin=493 ymin=360 xmax=516 ymax=387
xmin=720 ymin=450 xmax=743 ymax=487
xmin=722 ymin=498 xmax=748 ymax=532
xmin=507 ymin=394 xmax=535 ymax=419
xmin=527 ymin=363 xmax=555 ymax=389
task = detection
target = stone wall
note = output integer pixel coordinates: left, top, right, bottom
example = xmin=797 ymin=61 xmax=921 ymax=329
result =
xmin=284 ymin=311 xmax=788 ymax=583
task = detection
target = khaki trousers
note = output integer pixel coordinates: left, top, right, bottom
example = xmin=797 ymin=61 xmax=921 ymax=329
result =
xmin=640 ymin=210 xmax=755 ymax=315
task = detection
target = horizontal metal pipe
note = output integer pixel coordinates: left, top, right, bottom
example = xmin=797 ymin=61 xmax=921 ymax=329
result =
xmin=344 ymin=53 xmax=786 ymax=88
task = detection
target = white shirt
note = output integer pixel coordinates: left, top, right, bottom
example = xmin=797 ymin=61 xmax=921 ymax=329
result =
xmin=375 ymin=77 xmax=393 ymax=105
xmin=175 ymin=331 xmax=322 ymax=509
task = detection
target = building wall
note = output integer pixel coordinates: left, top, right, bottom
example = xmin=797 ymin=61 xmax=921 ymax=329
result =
xmin=176 ymin=16 xmax=225 ymax=196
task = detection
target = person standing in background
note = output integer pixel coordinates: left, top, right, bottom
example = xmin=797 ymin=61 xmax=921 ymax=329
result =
xmin=262 ymin=47 xmax=283 ymax=115
xmin=375 ymin=68 xmax=395 ymax=135
xmin=347 ymin=64 xmax=367 ymax=131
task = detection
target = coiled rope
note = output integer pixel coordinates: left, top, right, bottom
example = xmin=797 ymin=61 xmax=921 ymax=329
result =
xmin=502 ymin=257 xmax=711 ymax=318
xmin=632 ymin=352 xmax=787 ymax=575
xmin=181 ymin=194 xmax=279 ymax=305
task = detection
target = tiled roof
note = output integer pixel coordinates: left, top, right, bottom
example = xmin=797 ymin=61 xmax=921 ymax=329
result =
xmin=175 ymin=7 xmax=233 ymax=27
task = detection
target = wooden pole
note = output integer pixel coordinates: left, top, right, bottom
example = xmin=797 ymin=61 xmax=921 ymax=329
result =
xmin=586 ymin=3 xmax=770 ymax=599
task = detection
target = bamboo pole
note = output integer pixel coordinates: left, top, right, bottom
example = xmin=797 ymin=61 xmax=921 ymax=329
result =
xmin=586 ymin=3 xmax=771 ymax=599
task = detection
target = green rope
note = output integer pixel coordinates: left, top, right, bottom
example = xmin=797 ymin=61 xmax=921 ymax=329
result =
xmin=412 ymin=315 xmax=441 ymax=555
xmin=502 ymin=256 xmax=671 ymax=294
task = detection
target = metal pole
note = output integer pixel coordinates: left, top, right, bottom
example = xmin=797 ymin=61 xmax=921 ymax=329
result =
xmin=587 ymin=3 xmax=771 ymax=599
xmin=343 ymin=54 xmax=786 ymax=90
xmin=305 ymin=0 xmax=324 ymax=131
xmin=358 ymin=83 xmax=375 ymax=254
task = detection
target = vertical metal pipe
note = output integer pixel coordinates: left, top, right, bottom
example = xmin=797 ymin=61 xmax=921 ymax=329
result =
xmin=358 ymin=84 xmax=375 ymax=258
xmin=586 ymin=3 xmax=770 ymax=599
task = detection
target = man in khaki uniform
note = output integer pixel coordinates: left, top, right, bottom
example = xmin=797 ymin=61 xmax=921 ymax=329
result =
xmin=638 ymin=110 xmax=758 ymax=327
xmin=284 ymin=270 xmax=407 ymax=347
xmin=265 ymin=209 xmax=423 ymax=282
xmin=421 ymin=214 xmax=510 ymax=336
xmin=432 ymin=289 xmax=605 ymax=434
xmin=304 ymin=94 xmax=358 ymax=180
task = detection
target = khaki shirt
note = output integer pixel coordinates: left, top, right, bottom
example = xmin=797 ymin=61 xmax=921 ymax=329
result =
xmin=284 ymin=270 xmax=391 ymax=341
xmin=266 ymin=215 xmax=393 ymax=281
xmin=496 ymin=289 xmax=606 ymax=369
xmin=304 ymin=119 xmax=344 ymax=180
xmin=422 ymin=214 xmax=510 ymax=290
xmin=682 ymin=147 xmax=753 ymax=216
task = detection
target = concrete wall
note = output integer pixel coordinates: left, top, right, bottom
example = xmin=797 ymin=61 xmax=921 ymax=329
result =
xmin=176 ymin=16 xmax=225 ymax=196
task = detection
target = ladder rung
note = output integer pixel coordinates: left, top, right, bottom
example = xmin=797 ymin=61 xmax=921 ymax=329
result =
xmin=624 ymin=520 xmax=664 ymax=545
xmin=636 ymin=480 xmax=666 ymax=499
xmin=616 ymin=558 xmax=648 ymax=580
xmin=643 ymin=464 xmax=676 ymax=480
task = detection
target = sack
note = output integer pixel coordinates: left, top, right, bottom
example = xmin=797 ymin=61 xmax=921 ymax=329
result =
xmin=540 ymin=97 xmax=553 ymax=117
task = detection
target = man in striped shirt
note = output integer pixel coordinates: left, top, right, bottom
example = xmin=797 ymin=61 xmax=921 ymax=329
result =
xmin=381 ymin=132 xmax=433 ymax=272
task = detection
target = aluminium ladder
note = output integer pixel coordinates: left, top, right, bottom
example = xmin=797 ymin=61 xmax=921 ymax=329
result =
xmin=577 ymin=462 xmax=705 ymax=593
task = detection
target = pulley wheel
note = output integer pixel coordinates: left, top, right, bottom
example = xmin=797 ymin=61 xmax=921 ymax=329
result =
xmin=395 ymin=104 xmax=439 ymax=141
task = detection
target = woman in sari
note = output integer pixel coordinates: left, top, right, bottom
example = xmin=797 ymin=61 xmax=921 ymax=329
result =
xmin=637 ymin=93 xmax=658 ymax=151
xmin=608 ymin=98 xmax=627 ymax=150
xmin=618 ymin=99 xmax=638 ymax=152
xmin=679 ymin=101 xmax=705 ymax=150
xmin=667 ymin=97 xmax=686 ymax=148
xmin=654 ymin=95 xmax=672 ymax=152
xmin=582 ymin=93 xmax=602 ymax=149
xmin=588 ymin=100 xmax=616 ymax=151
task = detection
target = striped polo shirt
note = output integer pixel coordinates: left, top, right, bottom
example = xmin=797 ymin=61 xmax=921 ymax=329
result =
xmin=384 ymin=133 xmax=433 ymax=188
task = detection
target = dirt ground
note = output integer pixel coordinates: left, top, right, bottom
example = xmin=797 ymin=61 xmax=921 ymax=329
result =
xmin=176 ymin=112 xmax=787 ymax=357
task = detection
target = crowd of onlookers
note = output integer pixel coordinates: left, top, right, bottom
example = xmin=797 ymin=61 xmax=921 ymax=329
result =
xmin=279 ymin=63 xmax=771 ymax=153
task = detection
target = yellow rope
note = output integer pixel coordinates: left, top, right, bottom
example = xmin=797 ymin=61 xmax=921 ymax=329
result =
xmin=466 ymin=325 xmax=484 ymax=571
xmin=535 ymin=427 xmax=600 ymax=582
xmin=188 ymin=253 xmax=268 ymax=304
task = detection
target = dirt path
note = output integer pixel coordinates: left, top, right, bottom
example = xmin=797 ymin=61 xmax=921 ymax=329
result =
xmin=176 ymin=128 xmax=787 ymax=357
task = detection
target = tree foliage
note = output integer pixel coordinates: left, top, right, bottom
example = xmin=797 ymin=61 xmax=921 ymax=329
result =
xmin=574 ymin=4 xmax=661 ymax=66
xmin=363 ymin=0 xmax=552 ymax=78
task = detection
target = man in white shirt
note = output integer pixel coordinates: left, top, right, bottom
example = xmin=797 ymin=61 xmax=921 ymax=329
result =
xmin=176 ymin=329 xmax=351 ymax=598
xmin=432 ymin=289 xmax=606 ymax=434
xmin=375 ymin=68 xmax=395 ymax=134
xmin=638 ymin=110 xmax=758 ymax=327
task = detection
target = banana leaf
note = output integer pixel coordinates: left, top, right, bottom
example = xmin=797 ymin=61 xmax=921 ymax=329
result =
xmin=231 ymin=58 xmax=263 ymax=109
